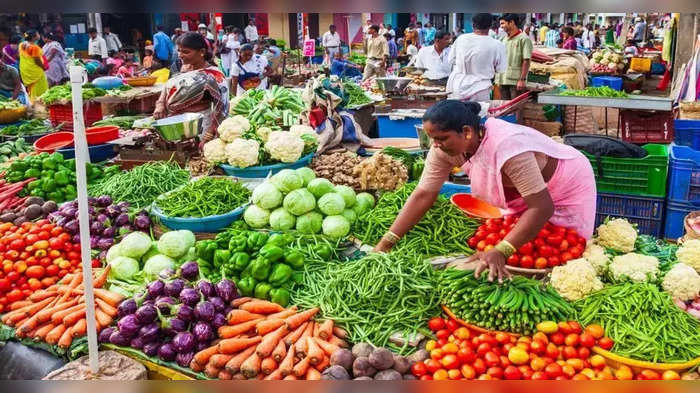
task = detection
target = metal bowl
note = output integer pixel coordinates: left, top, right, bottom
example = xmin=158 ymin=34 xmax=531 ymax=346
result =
xmin=375 ymin=77 xmax=413 ymax=93
xmin=153 ymin=113 xmax=203 ymax=141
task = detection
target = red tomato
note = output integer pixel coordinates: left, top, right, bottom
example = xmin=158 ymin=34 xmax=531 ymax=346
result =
xmin=597 ymin=337 xmax=614 ymax=350
xmin=468 ymin=237 xmax=479 ymax=248
xmin=560 ymin=252 xmax=573 ymax=262
xmin=472 ymin=358 xmax=486 ymax=374
xmin=529 ymin=340 xmax=546 ymax=355
xmin=477 ymin=240 xmax=487 ymax=251
xmin=638 ymin=370 xmax=661 ymax=380
xmin=579 ymin=333 xmax=595 ymax=348
xmin=484 ymin=351 xmax=500 ymax=367
xmin=6 ymin=288 xmax=22 ymax=302
xmin=519 ymin=255 xmax=534 ymax=269
xmin=477 ymin=342 xmax=492 ymax=356
xmin=498 ymin=229 xmax=508 ymax=239
xmin=531 ymin=371 xmax=549 ymax=380
xmin=506 ymin=254 xmax=520 ymax=266
xmin=457 ymin=347 xmax=476 ymax=364
xmin=562 ymin=346 xmax=578 ymax=360
xmin=544 ymin=363 xmax=562 ymax=378
xmin=518 ymin=242 xmax=534 ymax=255
xmin=446 ymin=319 xmax=459 ymax=332
xmin=437 ymin=338 xmax=448 ymax=347
xmin=4 ymin=250 xmax=19 ymax=261
xmin=567 ymin=321 xmax=582 ymax=334
xmin=485 ymin=233 xmax=500 ymax=246
xmin=557 ymin=322 xmax=574 ymax=335
xmin=25 ymin=234 xmax=39 ymax=244
xmin=37 ymin=231 xmax=50 ymax=241
xmin=547 ymin=256 xmax=561 ymax=267
xmin=518 ymin=365 xmax=534 ymax=380
xmin=534 ymin=238 xmax=545 ymax=248
xmin=58 ymin=233 xmax=71 ymax=243
xmin=570 ymin=245 xmax=583 ymax=258
xmin=428 ymin=317 xmax=445 ymax=332
xmin=474 ymin=230 xmax=487 ymax=241
xmin=537 ymin=228 xmax=552 ymax=239
xmin=545 ymin=343 xmax=560 ymax=359
xmin=411 ymin=362 xmax=427 ymax=376
xmin=419 ymin=375 xmax=432 ymax=381
xmin=486 ymin=366 xmax=503 ymax=379
xmin=424 ymin=359 xmax=442 ymax=374
xmin=460 ymin=364 xmax=476 ymax=379
xmin=436 ymin=329 xmax=450 ymax=340
xmin=565 ymin=234 xmax=579 ymax=246
xmin=9 ymin=239 xmax=25 ymax=251
xmin=503 ymin=365 xmax=522 ymax=380
xmin=564 ymin=334 xmax=580 ymax=347
xmin=537 ymin=245 xmax=552 ymax=258
xmin=577 ymin=347 xmax=590 ymax=359
xmin=0 ymin=278 xmax=9 ymax=291
xmin=25 ymin=265 xmax=45 ymax=279
xmin=441 ymin=354 xmax=460 ymax=370
xmin=534 ymin=257 xmax=548 ymax=269
xmin=49 ymin=227 xmax=62 ymax=237
xmin=27 ymin=278 xmax=42 ymax=291
xmin=6 ymin=271 xmax=19 ymax=282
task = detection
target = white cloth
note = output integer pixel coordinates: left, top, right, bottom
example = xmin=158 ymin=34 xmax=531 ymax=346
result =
xmin=103 ymin=32 xmax=122 ymax=53
xmin=322 ymin=31 xmax=341 ymax=48
xmin=88 ymin=36 xmax=108 ymax=59
xmin=414 ymin=45 xmax=452 ymax=80
xmin=363 ymin=24 xmax=372 ymax=40
xmin=231 ymin=54 xmax=268 ymax=96
xmin=245 ymin=25 xmax=259 ymax=42
xmin=446 ymin=33 xmax=506 ymax=101
xmin=221 ymin=33 xmax=241 ymax=74
xmin=388 ymin=29 xmax=396 ymax=38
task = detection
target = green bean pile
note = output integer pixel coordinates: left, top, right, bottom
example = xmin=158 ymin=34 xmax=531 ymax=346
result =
xmin=559 ymin=86 xmax=628 ymax=98
xmin=354 ymin=182 xmax=480 ymax=257
xmin=291 ymin=250 xmax=441 ymax=353
xmin=575 ymin=283 xmax=700 ymax=363
xmin=155 ymin=177 xmax=251 ymax=218
xmin=88 ymin=161 xmax=190 ymax=209
xmin=343 ymin=81 xmax=372 ymax=108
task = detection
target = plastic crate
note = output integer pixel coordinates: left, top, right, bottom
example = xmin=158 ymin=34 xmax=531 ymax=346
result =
xmin=377 ymin=116 xmax=423 ymax=138
xmin=630 ymin=57 xmax=651 ymax=73
xmin=582 ymin=144 xmax=669 ymax=198
xmin=48 ymin=102 xmax=103 ymax=132
xmin=595 ymin=192 xmax=665 ymax=237
xmin=674 ymin=119 xmax=700 ymax=150
xmin=619 ymin=109 xmax=674 ymax=144
xmin=668 ymin=143 xmax=700 ymax=203
xmin=591 ymin=76 xmax=623 ymax=91
xmin=664 ymin=199 xmax=700 ymax=240
xmin=439 ymin=182 xmax=471 ymax=197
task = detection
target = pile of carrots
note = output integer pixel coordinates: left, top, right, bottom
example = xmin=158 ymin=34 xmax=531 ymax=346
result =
xmin=0 ymin=177 xmax=34 ymax=211
xmin=0 ymin=265 xmax=124 ymax=349
xmin=191 ymin=297 xmax=349 ymax=380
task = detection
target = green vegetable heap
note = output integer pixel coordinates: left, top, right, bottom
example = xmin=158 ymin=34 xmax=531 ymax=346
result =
xmin=0 ymin=138 xmax=32 ymax=163
xmin=0 ymin=119 xmax=52 ymax=137
xmin=342 ymin=80 xmax=372 ymax=108
xmin=92 ymin=115 xmax=146 ymax=129
xmin=39 ymin=83 xmax=107 ymax=105
xmin=231 ymin=85 xmax=304 ymax=128
xmin=0 ymin=97 xmax=23 ymax=110
xmin=559 ymin=86 xmax=628 ymax=98
xmin=155 ymin=177 xmax=251 ymax=218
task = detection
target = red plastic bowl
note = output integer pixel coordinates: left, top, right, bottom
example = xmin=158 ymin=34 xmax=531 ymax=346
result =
xmin=85 ymin=125 xmax=119 ymax=145
xmin=450 ymin=193 xmax=502 ymax=220
xmin=33 ymin=132 xmax=74 ymax=153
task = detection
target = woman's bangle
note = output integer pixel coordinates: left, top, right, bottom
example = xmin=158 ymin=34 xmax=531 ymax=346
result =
xmin=494 ymin=240 xmax=516 ymax=258
xmin=383 ymin=231 xmax=401 ymax=245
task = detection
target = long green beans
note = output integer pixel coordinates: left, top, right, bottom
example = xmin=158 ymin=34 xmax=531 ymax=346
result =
xmin=88 ymin=161 xmax=190 ymax=209
xmin=155 ymin=177 xmax=251 ymax=218
xmin=291 ymin=250 xmax=441 ymax=353
xmin=575 ymin=283 xmax=700 ymax=363
xmin=354 ymin=182 xmax=480 ymax=257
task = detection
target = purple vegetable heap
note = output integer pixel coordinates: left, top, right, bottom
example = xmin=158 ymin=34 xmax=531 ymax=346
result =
xmin=101 ymin=261 xmax=239 ymax=367
xmin=50 ymin=196 xmax=152 ymax=256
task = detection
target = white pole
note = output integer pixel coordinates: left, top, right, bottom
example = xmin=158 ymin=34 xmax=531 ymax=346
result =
xmin=69 ymin=65 xmax=99 ymax=374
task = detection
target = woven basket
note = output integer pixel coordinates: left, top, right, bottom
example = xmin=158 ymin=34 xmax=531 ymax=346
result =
xmin=0 ymin=106 xmax=27 ymax=124
xmin=125 ymin=76 xmax=158 ymax=87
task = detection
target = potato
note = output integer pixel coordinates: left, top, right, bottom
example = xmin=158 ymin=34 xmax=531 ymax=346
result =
xmin=403 ymin=374 xmax=417 ymax=380
xmin=352 ymin=357 xmax=376 ymax=378
xmin=392 ymin=355 xmax=410 ymax=374
xmin=368 ymin=347 xmax=394 ymax=370
xmin=407 ymin=349 xmax=429 ymax=364
xmin=374 ymin=369 xmax=402 ymax=380
xmin=351 ymin=342 xmax=374 ymax=359
xmin=321 ymin=365 xmax=350 ymax=380
xmin=353 ymin=376 xmax=372 ymax=381
xmin=330 ymin=348 xmax=354 ymax=371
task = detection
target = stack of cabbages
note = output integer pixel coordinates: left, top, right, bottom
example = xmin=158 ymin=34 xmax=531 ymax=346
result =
xmin=100 ymin=262 xmax=239 ymax=368
xmin=243 ymin=167 xmax=375 ymax=239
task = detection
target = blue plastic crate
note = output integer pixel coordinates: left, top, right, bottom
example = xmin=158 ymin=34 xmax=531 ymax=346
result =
xmin=664 ymin=199 xmax=700 ymax=240
xmin=674 ymin=119 xmax=700 ymax=151
xmin=439 ymin=182 xmax=471 ymax=197
xmin=377 ymin=116 xmax=423 ymax=138
xmin=668 ymin=143 xmax=700 ymax=203
xmin=591 ymin=76 xmax=623 ymax=91
xmin=57 ymin=143 xmax=117 ymax=163
xmin=595 ymin=192 xmax=665 ymax=237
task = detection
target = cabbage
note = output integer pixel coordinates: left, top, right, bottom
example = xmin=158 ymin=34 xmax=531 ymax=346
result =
xmin=270 ymin=169 xmax=303 ymax=194
xmin=252 ymin=182 xmax=283 ymax=209
xmin=269 ymin=208 xmax=296 ymax=231
xmin=356 ymin=192 xmax=375 ymax=208
xmin=307 ymin=178 xmax=335 ymax=199
xmin=143 ymin=254 xmax=176 ymax=278
xmin=119 ymin=231 xmax=153 ymax=259
xmin=178 ymin=230 xmax=196 ymax=250
xmin=352 ymin=202 xmax=369 ymax=217
xmin=322 ymin=215 xmax=350 ymax=239
xmin=296 ymin=211 xmax=323 ymax=234
xmin=334 ymin=185 xmax=356 ymax=208
xmin=141 ymin=241 xmax=159 ymax=264
xmin=157 ymin=231 xmax=193 ymax=259
xmin=317 ymin=193 xmax=345 ymax=216
xmin=295 ymin=167 xmax=316 ymax=186
xmin=283 ymin=188 xmax=316 ymax=216
xmin=105 ymin=243 xmax=122 ymax=264
xmin=244 ymin=205 xmax=270 ymax=228
xmin=342 ymin=209 xmax=357 ymax=225
xmin=109 ymin=256 xmax=140 ymax=280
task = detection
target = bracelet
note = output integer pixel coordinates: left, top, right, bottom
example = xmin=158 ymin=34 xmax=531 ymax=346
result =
xmin=383 ymin=231 xmax=401 ymax=245
xmin=494 ymin=240 xmax=516 ymax=258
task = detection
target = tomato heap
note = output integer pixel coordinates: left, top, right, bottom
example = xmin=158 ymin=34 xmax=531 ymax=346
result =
xmin=467 ymin=217 xmax=586 ymax=269
xmin=0 ymin=220 xmax=82 ymax=312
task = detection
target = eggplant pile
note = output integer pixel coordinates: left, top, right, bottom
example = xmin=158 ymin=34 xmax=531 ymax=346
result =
xmin=50 ymin=195 xmax=152 ymax=257
xmin=100 ymin=262 xmax=239 ymax=368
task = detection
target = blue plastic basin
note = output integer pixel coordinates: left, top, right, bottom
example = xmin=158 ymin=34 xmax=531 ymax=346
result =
xmin=151 ymin=203 xmax=248 ymax=233
xmin=219 ymin=153 xmax=314 ymax=178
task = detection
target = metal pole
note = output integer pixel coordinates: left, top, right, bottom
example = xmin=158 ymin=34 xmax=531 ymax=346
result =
xmin=69 ymin=65 xmax=99 ymax=374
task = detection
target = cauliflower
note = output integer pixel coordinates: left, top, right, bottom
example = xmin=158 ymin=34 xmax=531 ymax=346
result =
xmin=662 ymin=263 xmax=700 ymax=301
xmin=600 ymin=58 xmax=610 ymax=65
xmin=264 ymin=131 xmax=304 ymax=163
xmin=289 ymin=124 xmax=315 ymax=137
xmin=550 ymin=258 xmax=604 ymax=301
xmin=596 ymin=218 xmax=637 ymax=253
xmin=677 ymin=239 xmax=700 ymax=273
xmin=608 ymin=253 xmax=660 ymax=283
xmin=256 ymin=126 xmax=272 ymax=142
xmin=225 ymin=138 xmax=260 ymax=168
xmin=218 ymin=115 xmax=251 ymax=143
xmin=583 ymin=242 xmax=610 ymax=274
xmin=202 ymin=138 xmax=227 ymax=164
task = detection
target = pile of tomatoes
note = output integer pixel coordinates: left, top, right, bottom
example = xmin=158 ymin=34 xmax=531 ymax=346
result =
xmin=0 ymin=219 xmax=82 ymax=313
xmin=467 ymin=217 xmax=587 ymax=269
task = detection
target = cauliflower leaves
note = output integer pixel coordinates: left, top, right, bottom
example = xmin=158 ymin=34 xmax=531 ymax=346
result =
xmin=662 ymin=263 xmax=700 ymax=301
xmin=225 ymin=138 xmax=260 ymax=168
xmin=596 ymin=218 xmax=637 ymax=253
xmin=265 ymin=131 xmax=304 ymax=163
xmin=550 ymin=258 xmax=604 ymax=301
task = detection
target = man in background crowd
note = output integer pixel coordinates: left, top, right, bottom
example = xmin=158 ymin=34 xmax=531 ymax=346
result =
xmin=322 ymin=25 xmax=341 ymax=65
xmin=87 ymin=27 xmax=108 ymax=60
xmin=414 ymin=31 xmax=452 ymax=84
xmin=103 ymin=26 xmax=122 ymax=54
xmin=423 ymin=22 xmax=436 ymax=46
xmin=538 ymin=22 xmax=549 ymax=45
xmin=363 ymin=25 xmax=388 ymax=80
xmin=245 ymin=19 xmax=259 ymax=43
xmin=153 ymin=25 xmax=174 ymax=67
xmin=171 ymin=28 xmax=183 ymax=44
xmin=496 ymin=13 xmax=532 ymax=100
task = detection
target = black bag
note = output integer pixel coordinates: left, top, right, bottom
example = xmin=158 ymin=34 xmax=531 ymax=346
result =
xmin=564 ymin=134 xmax=647 ymax=179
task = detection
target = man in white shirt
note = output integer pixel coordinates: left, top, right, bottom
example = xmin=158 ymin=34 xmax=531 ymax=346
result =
xmin=245 ymin=19 xmax=259 ymax=43
xmin=87 ymin=27 xmax=108 ymax=60
xmin=414 ymin=31 xmax=452 ymax=82
xmin=102 ymin=26 xmax=122 ymax=53
xmin=446 ymin=13 xmax=506 ymax=101
xmin=322 ymin=25 xmax=342 ymax=65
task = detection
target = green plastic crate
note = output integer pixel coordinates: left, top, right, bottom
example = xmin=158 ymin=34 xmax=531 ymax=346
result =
xmin=582 ymin=144 xmax=669 ymax=197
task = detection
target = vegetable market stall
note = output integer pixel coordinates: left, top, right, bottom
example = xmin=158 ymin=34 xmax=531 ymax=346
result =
xmin=92 ymin=86 xmax=163 ymax=117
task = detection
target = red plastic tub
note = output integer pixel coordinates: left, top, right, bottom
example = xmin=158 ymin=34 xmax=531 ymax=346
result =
xmin=450 ymin=193 xmax=502 ymax=219
xmin=33 ymin=132 xmax=74 ymax=153
xmin=85 ymin=126 xmax=119 ymax=144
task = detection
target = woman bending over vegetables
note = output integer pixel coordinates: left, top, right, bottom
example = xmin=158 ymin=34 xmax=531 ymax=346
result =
xmin=374 ymin=100 xmax=596 ymax=282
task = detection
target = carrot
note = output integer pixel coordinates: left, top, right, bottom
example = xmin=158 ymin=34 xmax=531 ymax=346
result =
xmin=217 ymin=318 xmax=264 ymax=339
xmin=13 ymin=296 xmax=55 ymax=321
xmin=283 ymin=322 xmax=308 ymax=346
xmin=285 ymin=307 xmax=319 ymax=330
xmin=293 ymin=356 xmax=311 ymax=377
xmin=256 ymin=325 xmax=289 ymax=358
xmin=204 ymin=363 xmax=221 ymax=379
xmin=232 ymin=297 xmax=253 ymax=307
xmin=329 ymin=336 xmax=349 ymax=348
xmin=314 ymin=337 xmax=340 ymax=356
xmin=63 ymin=307 xmax=86 ymax=326
xmin=217 ymin=336 xmax=263 ymax=355
xmin=265 ymin=307 xmax=298 ymax=320
xmin=70 ymin=319 xmax=87 ymax=337
xmin=306 ymin=336 xmax=323 ymax=365
xmin=218 ymin=369 xmax=233 ymax=380
xmin=261 ymin=356 xmax=277 ymax=375
xmin=315 ymin=355 xmax=330 ymax=372
xmin=240 ymin=352 xmax=261 ymax=379
xmin=93 ymin=265 xmax=111 ymax=288
xmin=95 ymin=298 xmax=118 ymax=317
xmin=3 ymin=309 xmax=32 ymax=325
xmin=209 ymin=354 xmax=234 ymax=369
xmin=45 ymin=324 xmax=67 ymax=345
xmin=313 ymin=322 xmax=319 ymax=337
xmin=231 ymin=373 xmax=246 ymax=380
xmin=93 ymin=288 xmax=124 ymax=307
xmin=57 ymin=272 xmax=82 ymax=303
xmin=295 ymin=322 xmax=314 ymax=356
xmin=278 ymin=343 xmax=296 ymax=376
xmin=264 ymin=369 xmax=283 ymax=380
xmin=227 ymin=309 xmax=265 ymax=325
xmin=35 ymin=299 xmax=78 ymax=324
xmin=272 ymin=339 xmax=286 ymax=363
xmin=239 ymin=300 xmax=284 ymax=315
xmin=17 ymin=314 xmax=43 ymax=335
xmin=28 ymin=290 xmax=59 ymax=302
xmin=256 ymin=319 xmax=285 ymax=336
xmin=189 ymin=360 xmax=204 ymax=373
xmin=9 ymin=300 xmax=33 ymax=311
xmin=58 ymin=326 xmax=74 ymax=348
xmin=305 ymin=367 xmax=321 ymax=380
xmin=224 ymin=346 xmax=257 ymax=374
xmin=283 ymin=374 xmax=297 ymax=380
xmin=94 ymin=307 xmax=112 ymax=327
xmin=317 ymin=319 xmax=333 ymax=340
xmin=193 ymin=345 xmax=220 ymax=366
xmin=51 ymin=303 xmax=84 ymax=325
xmin=33 ymin=323 xmax=56 ymax=340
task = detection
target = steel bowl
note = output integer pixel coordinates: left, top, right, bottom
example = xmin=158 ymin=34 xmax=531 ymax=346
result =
xmin=153 ymin=113 xmax=203 ymax=141
xmin=375 ymin=77 xmax=413 ymax=93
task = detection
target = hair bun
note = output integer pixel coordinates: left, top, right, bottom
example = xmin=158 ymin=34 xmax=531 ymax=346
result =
xmin=463 ymin=101 xmax=481 ymax=116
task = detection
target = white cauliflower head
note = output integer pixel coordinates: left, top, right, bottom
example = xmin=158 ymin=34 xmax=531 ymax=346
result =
xmin=289 ymin=124 xmax=315 ymax=137
xmin=583 ymin=242 xmax=610 ymax=275
xmin=264 ymin=131 xmax=304 ymax=163
xmin=596 ymin=218 xmax=638 ymax=253
xmin=218 ymin=115 xmax=251 ymax=143
xmin=677 ymin=239 xmax=700 ymax=273
xmin=256 ymin=126 xmax=272 ymax=142
xmin=609 ymin=253 xmax=660 ymax=283
xmin=202 ymin=138 xmax=227 ymax=164
xmin=662 ymin=263 xmax=700 ymax=301
xmin=225 ymin=138 xmax=260 ymax=168
xmin=550 ymin=258 xmax=604 ymax=301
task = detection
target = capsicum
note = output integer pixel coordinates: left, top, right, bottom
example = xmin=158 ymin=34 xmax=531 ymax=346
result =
xmin=195 ymin=240 xmax=217 ymax=262
xmin=54 ymin=171 xmax=70 ymax=186
xmin=213 ymin=249 xmax=231 ymax=269
xmin=254 ymin=282 xmax=272 ymax=300
xmin=250 ymin=256 xmax=272 ymax=281
xmin=42 ymin=157 xmax=57 ymax=170
xmin=259 ymin=244 xmax=284 ymax=263
xmin=314 ymin=244 xmax=333 ymax=260
xmin=228 ymin=235 xmax=248 ymax=253
xmin=247 ymin=232 xmax=269 ymax=252
xmin=270 ymin=288 xmax=290 ymax=307
xmin=284 ymin=250 xmax=305 ymax=270
xmin=238 ymin=277 xmax=257 ymax=297
xmin=24 ymin=168 xmax=40 ymax=179
xmin=229 ymin=252 xmax=250 ymax=272
xmin=268 ymin=263 xmax=293 ymax=287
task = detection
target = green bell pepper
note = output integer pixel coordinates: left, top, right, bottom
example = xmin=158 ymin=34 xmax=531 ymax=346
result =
xmin=266 ymin=233 xmax=293 ymax=247
xmin=64 ymin=158 xmax=76 ymax=170
xmin=29 ymin=189 xmax=45 ymax=198
xmin=50 ymin=152 xmax=64 ymax=163
xmin=247 ymin=232 xmax=269 ymax=252
xmin=213 ymin=249 xmax=231 ymax=269
xmin=314 ymin=244 xmax=333 ymax=260
xmin=41 ymin=179 xmax=56 ymax=193
xmin=238 ymin=277 xmax=257 ymax=297
xmin=42 ymin=157 xmax=57 ymax=170
xmin=24 ymin=168 xmax=41 ymax=179
xmin=26 ymin=180 xmax=41 ymax=191
xmin=229 ymin=252 xmax=250 ymax=272
xmin=284 ymin=250 xmax=305 ymax=270
xmin=47 ymin=190 xmax=63 ymax=202
xmin=9 ymin=161 xmax=27 ymax=173
xmin=250 ymin=256 xmax=272 ymax=281
xmin=259 ymin=244 xmax=284 ymax=263
xmin=195 ymin=240 xmax=218 ymax=262
xmin=268 ymin=263 xmax=293 ymax=287
xmin=54 ymin=171 xmax=70 ymax=186
xmin=254 ymin=282 xmax=272 ymax=300
xmin=228 ymin=235 xmax=248 ymax=253
xmin=270 ymin=288 xmax=290 ymax=307
xmin=197 ymin=258 xmax=219 ymax=281
xmin=240 ymin=263 xmax=253 ymax=280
